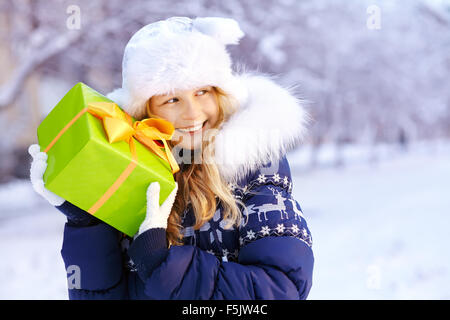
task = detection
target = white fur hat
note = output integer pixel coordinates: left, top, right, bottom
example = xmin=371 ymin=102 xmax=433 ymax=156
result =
xmin=106 ymin=16 xmax=249 ymax=120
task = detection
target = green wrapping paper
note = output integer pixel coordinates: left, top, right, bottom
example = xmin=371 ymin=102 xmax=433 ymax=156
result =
xmin=37 ymin=82 xmax=177 ymax=237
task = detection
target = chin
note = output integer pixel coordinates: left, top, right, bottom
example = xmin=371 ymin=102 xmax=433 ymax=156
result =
xmin=181 ymin=143 xmax=202 ymax=151
xmin=172 ymin=140 xmax=201 ymax=152
xmin=175 ymin=136 xmax=203 ymax=151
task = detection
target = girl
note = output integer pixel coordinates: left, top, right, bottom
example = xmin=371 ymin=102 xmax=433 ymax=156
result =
xmin=28 ymin=16 xmax=314 ymax=299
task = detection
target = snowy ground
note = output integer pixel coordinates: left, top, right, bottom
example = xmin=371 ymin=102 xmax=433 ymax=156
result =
xmin=289 ymin=140 xmax=450 ymax=299
xmin=0 ymin=140 xmax=449 ymax=299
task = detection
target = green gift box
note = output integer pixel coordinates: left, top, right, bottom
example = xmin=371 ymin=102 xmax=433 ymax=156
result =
xmin=37 ymin=82 xmax=179 ymax=237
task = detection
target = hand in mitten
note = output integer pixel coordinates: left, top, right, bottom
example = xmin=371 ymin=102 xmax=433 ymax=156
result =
xmin=136 ymin=182 xmax=178 ymax=238
xmin=28 ymin=144 xmax=65 ymax=206
xmin=28 ymin=143 xmax=100 ymax=226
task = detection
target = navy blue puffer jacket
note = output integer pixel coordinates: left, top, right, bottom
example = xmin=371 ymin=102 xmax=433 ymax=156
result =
xmin=59 ymin=155 xmax=313 ymax=300
xmin=58 ymin=72 xmax=314 ymax=299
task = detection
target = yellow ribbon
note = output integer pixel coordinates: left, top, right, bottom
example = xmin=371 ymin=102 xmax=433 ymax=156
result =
xmin=87 ymin=102 xmax=180 ymax=174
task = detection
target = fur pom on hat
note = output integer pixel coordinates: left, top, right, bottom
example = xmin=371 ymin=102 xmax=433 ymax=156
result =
xmin=107 ymin=16 xmax=248 ymax=120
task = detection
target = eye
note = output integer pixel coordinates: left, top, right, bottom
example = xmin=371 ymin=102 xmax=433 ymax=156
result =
xmin=164 ymin=97 xmax=178 ymax=104
xmin=196 ymin=89 xmax=209 ymax=96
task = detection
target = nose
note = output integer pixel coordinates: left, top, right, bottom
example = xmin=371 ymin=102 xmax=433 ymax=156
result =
xmin=182 ymin=97 xmax=203 ymax=121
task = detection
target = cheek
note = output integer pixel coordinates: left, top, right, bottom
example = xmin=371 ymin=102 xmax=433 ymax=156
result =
xmin=204 ymin=98 xmax=220 ymax=121
xmin=150 ymin=107 xmax=178 ymax=123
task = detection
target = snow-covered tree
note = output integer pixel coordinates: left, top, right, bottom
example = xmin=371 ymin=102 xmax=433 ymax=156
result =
xmin=0 ymin=0 xmax=449 ymax=180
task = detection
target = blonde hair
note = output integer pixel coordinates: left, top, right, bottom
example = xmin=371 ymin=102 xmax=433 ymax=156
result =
xmin=145 ymin=87 xmax=245 ymax=246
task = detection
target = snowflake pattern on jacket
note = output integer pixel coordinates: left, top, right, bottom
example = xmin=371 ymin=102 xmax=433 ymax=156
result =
xmin=120 ymin=155 xmax=313 ymax=269
xmin=179 ymin=155 xmax=313 ymax=263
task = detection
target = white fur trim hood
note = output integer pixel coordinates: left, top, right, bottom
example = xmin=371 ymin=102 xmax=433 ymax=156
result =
xmin=213 ymin=72 xmax=311 ymax=183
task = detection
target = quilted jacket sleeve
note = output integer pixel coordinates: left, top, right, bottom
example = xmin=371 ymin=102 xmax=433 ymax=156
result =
xmin=127 ymin=155 xmax=314 ymax=300
xmin=57 ymin=201 xmax=129 ymax=299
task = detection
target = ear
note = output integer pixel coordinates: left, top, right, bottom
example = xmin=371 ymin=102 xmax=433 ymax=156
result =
xmin=192 ymin=17 xmax=245 ymax=46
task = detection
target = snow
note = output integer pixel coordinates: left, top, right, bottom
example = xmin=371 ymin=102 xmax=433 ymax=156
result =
xmin=288 ymin=140 xmax=450 ymax=299
xmin=0 ymin=140 xmax=449 ymax=299
xmin=0 ymin=198 xmax=67 ymax=299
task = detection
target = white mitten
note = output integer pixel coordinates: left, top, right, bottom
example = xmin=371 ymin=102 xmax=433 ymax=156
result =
xmin=28 ymin=144 xmax=65 ymax=206
xmin=136 ymin=181 xmax=178 ymax=237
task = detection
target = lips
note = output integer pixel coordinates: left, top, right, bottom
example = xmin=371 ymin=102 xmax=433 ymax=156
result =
xmin=177 ymin=121 xmax=206 ymax=133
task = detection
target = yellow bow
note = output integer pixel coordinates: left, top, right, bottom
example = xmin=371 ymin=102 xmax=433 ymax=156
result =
xmin=87 ymin=101 xmax=180 ymax=174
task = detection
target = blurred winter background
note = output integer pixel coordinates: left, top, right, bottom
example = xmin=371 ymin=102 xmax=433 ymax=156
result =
xmin=0 ymin=0 xmax=449 ymax=299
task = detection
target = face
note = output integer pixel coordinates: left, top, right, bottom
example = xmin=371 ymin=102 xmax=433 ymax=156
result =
xmin=147 ymin=86 xmax=220 ymax=150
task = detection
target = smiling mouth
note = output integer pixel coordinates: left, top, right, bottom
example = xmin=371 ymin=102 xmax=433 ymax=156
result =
xmin=177 ymin=121 xmax=206 ymax=133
